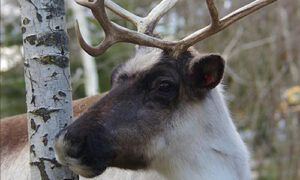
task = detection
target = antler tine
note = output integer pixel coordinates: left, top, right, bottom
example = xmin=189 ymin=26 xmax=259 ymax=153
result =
xmin=141 ymin=0 xmax=179 ymax=33
xmin=220 ymin=0 xmax=277 ymax=27
xmin=75 ymin=20 xmax=113 ymax=56
xmin=75 ymin=0 xmax=277 ymax=57
xmin=75 ymin=0 xmax=177 ymax=56
xmin=75 ymin=0 xmax=98 ymax=10
xmin=177 ymin=0 xmax=277 ymax=56
xmin=87 ymin=0 xmax=114 ymax=33
xmin=75 ymin=0 xmax=180 ymax=56
xmin=75 ymin=0 xmax=119 ymax=56
xmin=206 ymin=0 xmax=219 ymax=26
xmin=104 ymin=0 xmax=179 ymax=34
xmin=104 ymin=0 xmax=142 ymax=27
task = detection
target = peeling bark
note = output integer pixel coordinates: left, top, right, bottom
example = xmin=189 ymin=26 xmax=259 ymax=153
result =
xmin=19 ymin=0 xmax=78 ymax=179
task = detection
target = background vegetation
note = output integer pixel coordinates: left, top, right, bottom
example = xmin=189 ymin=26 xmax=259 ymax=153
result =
xmin=1 ymin=0 xmax=299 ymax=179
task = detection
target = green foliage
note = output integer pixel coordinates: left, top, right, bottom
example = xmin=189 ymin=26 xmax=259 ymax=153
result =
xmin=0 ymin=65 xmax=26 ymax=118
xmin=1 ymin=22 xmax=23 ymax=46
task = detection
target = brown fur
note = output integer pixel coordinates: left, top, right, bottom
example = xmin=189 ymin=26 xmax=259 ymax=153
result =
xmin=0 ymin=114 xmax=28 ymax=159
xmin=0 ymin=93 xmax=105 ymax=163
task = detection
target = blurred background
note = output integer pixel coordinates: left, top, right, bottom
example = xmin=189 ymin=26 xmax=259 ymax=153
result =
xmin=0 ymin=0 xmax=299 ymax=179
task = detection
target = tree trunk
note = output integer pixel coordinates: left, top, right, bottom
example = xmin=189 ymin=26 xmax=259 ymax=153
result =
xmin=19 ymin=0 xmax=78 ymax=179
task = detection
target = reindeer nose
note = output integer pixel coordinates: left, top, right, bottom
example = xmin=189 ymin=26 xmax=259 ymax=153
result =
xmin=54 ymin=128 xmax=86 ymax=164
xmin=65 ymin=135 xmax=86 ymax=159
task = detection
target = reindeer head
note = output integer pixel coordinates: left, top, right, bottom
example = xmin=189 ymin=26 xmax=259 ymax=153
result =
xmin=54 ymin=0 xmax=276 ymax=178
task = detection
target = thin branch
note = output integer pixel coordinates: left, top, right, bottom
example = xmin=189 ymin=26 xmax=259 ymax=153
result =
xmin=229 ymin=36 xmax=275 ymax=59
xmin=222 ymin=26 xmax=244 ymax=59
xmin=278 ymin=5 xmax=299 ymax=82
xmin=226 ymin=66 xmax=247 ymax=85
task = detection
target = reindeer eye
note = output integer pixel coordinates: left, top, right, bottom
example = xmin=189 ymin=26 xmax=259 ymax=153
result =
xmin=158 ymin=81 xmax=173 ymax=92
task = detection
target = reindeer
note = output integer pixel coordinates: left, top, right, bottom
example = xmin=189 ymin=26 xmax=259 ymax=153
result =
xmin=54 ymin=0 xmax=277 ymax=180
xmin=0 ymin=0 xmax=277 ymax=179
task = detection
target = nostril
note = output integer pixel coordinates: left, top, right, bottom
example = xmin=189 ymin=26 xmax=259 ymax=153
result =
xmin=67 ymin=139 xmax=85 ymax=158
xmin=55 ymin=125 xmax=88 ymax=160
xmin=64 ymin=134 xmax=87 ymax=159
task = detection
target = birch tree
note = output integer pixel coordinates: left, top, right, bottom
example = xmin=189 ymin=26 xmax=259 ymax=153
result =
xmin=19 ymin=0 xmax=78 ymax=179
xmin=70 ymin=1 xmax=99 ymax=96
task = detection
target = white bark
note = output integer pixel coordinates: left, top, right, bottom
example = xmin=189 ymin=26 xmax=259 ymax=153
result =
xmin=70 ymin=1 xmax=99 ymax=96
xmin=20 ymin=0 xmax=78 ymax=179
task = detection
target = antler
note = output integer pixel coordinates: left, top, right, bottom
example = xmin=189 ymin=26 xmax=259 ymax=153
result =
xmin=75 ymin=0 xmax=178 ymax=56
xmin=104 ymin=0 xmax=178 ymax=33
xmin=75 ymin=0 xmax=277 ymax=57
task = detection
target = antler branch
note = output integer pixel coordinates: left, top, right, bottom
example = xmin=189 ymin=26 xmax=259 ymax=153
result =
xmin=75 ymin=0 xmax=277 ymax=57
xmin=104 ymin=0 xmax=178 ymax=33
xmin=75 ymin=0 xmax=179 ymax=56
xmin=75 ymin=20 xmax=114 ymax=56
xmin=206 ymin=0 xmax=219 ymax=26
xmin=141 ymin=0 xmax=179 ymax=33
xmin=104 ymin=0 xmax=142 ymax=27
xmin=176 ymin=0 xmax=277 ymax=56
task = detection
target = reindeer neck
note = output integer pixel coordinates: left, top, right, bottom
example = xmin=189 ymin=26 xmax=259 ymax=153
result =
xmin=150 ymin=87 xmax=250 ymax=180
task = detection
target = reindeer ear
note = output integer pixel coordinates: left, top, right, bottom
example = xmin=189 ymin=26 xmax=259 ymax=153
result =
xmin=188 ymin=54 xmax=225 ymax=90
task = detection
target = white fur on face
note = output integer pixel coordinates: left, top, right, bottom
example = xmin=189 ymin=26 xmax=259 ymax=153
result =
xmin=121 ymin=48 xmax=163 ymax=76
xmin=146 ymin=86 xmax=250 ymax=180
xmin=80 ymin=168 xmax=166 ymax=180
